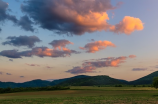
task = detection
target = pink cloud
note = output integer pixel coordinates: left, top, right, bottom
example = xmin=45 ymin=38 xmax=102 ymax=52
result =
xmin=110 ymin=16 xmax=144 ymax=34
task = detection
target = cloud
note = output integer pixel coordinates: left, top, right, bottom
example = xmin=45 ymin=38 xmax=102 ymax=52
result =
xmin=21 ymin=0 xmax=117 ymax=35
xmin=20 ymin=76 xmax=24 ymax=78
xmin=66 ymin=66 xmax=96 ymax=74
xmin=132 ymin=68 xmax=147 ymax=71
xmin=0 ymin=50 xmax=21 ymax=58
xmin=46 ymin=66 xmax=53 ymax=69
xmin=9 ymin=59 xmax=13 ymax=61
xmin=49 ymin=39 xmax=73 ymax=50
xmin=26 ymin=63 xmax=40 ymax=67
xmin=110 ymin=16 xmax=144 ymax=34
xmin=83 ymin=56 xmax=127 ymax=67
xmin=18 ymin=15 xmax=35 ymax=32
xmin=6 ymin=73 xmax=12 ymax=75
xmin=79 ymin=40 xmax=116 ymax=53
xmin=2 ymin=36 xmax=41 ymax=48
xmin=0 ymin=0 xmax=18 ymax=30
xmin=129 ymin=55 xmax=136 ymax=58
xmin=0 ymin=72 xmax=2 ymax=75
xmin=0 ymin=47 xmax=79 ymax=58
xmin=66 ymin=55 xmax=134 ymax=74
xmin=0 ymin=0 xmax=34 ymax=32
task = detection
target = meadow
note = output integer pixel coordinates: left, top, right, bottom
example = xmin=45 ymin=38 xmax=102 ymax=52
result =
xmin=0 ymin=86 xmax=158 ymax=104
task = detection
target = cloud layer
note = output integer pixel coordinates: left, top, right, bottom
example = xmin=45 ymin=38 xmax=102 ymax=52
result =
xmin=80 ymin=40 xmax=116 ymax=53
xmin=2 ymin=36 xmax=41 ymax=48
xmin=21 ymin=0 xmax=115 ymax=35
xmin=0 ymin=0 xmax=144 ymax=35
xmin=67 ymin=55 xmax=135 ymax=74
xmin=0 ymin=0 xmax=18 ymax=30
xmin=20 ymin=0 xmax=144 ymax=35
xmin=0 ymin=47 xmax=79 ymax=58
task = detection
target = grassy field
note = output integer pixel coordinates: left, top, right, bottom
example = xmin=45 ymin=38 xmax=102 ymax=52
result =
xmin=0 ymin=86 xmax=158 ymax=104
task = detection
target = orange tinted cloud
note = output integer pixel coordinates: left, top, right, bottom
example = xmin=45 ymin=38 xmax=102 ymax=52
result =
xmin=80 ymin=40 xmax=116 ymax=53
xmin=110 ymin=16 xmax=144 ymax=34
xmin=129 ymin=55 xmax=136 ymax=58
xmin=110 ymin=56 xmax=127 ymax=67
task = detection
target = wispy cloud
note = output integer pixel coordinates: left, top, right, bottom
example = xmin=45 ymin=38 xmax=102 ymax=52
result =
xmin=26 ymin=63 xmax=40 ymax=67
xmin=66 ymin=66 xmax=96 ymax=74
xmin=132 ymin=68 xmax=147 ymax=71
xmin=129 ymin=55 xmax=136 ymax=58
xmin=20 ymin=76 xmax=24 ymax=78
xmin=6 ymin=73 xmax=12 ymax=75
xmin=9 ymin=59 xmax=13 ymax=61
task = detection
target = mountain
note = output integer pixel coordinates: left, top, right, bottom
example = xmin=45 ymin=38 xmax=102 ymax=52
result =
xmin=129 ymin=71 xmax=158 ymax=85
xmin=1 ymin=71 xmax=158 ymax=88
xmin=58 ymin=75 xmax=124 ymax=86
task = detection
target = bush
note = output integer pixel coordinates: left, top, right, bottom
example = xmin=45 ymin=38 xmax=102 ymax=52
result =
xmin=115 ymin=84 xmax=122 ymax=87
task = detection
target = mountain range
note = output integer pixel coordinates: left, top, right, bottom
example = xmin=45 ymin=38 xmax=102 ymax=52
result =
xmin=1 ymin=71 xmax=158 ymax=88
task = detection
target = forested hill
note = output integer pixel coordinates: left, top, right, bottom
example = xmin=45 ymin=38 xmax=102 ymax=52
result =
xmin=58 ymin=75 xmax=124 ymax=86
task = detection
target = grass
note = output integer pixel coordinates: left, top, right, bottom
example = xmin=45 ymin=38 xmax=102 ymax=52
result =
xmin=0 ymin=87 xmax=158 ymax=104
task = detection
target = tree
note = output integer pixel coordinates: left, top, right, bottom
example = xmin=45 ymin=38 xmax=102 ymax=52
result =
xmin=153 ymin=77 xmax=158 ymax=89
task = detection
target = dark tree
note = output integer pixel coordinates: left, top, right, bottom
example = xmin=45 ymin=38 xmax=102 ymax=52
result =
xmin=153 ymin=77 xmax=158 ymax=89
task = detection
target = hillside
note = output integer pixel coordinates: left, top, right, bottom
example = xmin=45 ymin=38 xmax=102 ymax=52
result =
xmin=58 ymin=75 xmax=124 ymax=86
xmin=50 ymin=75 xmax=89 ymax=86
xmin=0 ymin=75 xmax=89 ymax=88
xmin=129 ymin=71 xmax=158 ymax=85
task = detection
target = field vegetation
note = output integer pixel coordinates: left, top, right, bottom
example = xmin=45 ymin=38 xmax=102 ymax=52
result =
xmin=0 ymin=86 xmax=158 ymax=104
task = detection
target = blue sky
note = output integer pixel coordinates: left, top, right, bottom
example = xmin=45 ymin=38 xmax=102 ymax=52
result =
xmin=0 ymin=0 xmax=158 ymax=82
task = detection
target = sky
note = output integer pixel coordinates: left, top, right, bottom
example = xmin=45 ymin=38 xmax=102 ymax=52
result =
xmin=0 ymin=0 xmax=158 ymax=82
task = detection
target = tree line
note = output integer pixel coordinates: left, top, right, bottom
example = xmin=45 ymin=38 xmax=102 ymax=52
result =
xmin=0 ymin=86 xmax=70 ymax=94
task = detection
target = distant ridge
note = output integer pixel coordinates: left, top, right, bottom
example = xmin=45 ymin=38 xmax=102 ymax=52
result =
xmin=1 ymin=71 xmax=158 ymax=88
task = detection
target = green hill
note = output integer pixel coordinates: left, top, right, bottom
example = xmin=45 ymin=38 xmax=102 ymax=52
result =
xmin=129 ymin=71 xmax=158 ymax=85
xmin=58 ymin=75 xmax=124 ymax=86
